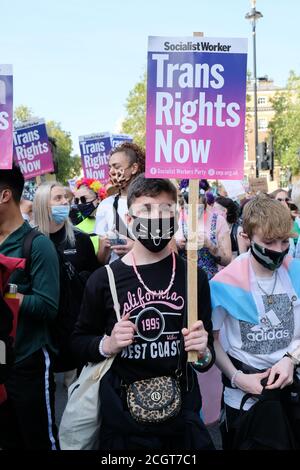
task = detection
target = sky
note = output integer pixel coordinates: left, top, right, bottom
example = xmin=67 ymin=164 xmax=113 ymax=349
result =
xmin=1 ymin=0 xmax=300 ymax=155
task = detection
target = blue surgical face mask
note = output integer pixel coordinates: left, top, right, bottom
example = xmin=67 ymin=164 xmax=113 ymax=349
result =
xmin=51 ymin=205 xmax=70 ymax=225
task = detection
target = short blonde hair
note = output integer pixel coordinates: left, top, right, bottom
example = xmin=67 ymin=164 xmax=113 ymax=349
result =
xmin=33 ymin=181 xmax=75 ymax=245
xmin=243 ymin=193 xmax=293 ymax=240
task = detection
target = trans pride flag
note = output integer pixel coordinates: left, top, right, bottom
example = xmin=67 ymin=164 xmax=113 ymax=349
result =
xmin=210 ymin=252 xmax=300 ymax=325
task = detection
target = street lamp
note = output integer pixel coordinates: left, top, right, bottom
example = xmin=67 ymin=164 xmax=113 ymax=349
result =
xmin=245 ymin=0 xmax=263 ymax=178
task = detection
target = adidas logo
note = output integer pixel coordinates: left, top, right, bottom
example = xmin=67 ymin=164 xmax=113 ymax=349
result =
xmin=246 ymin=329 xmax=290 ymax=342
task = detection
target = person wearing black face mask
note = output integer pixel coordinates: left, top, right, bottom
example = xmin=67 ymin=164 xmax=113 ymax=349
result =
xmin=210 ymin=194 xmax=300 ymax=450
xmin=131 ymin=214 xmax=178 ymax=253
xmin=76 ymin=195 xmax=97 ymax=218
xmin=71 ymin=182 xmax=101 ymax=254
xmin=72 ymin=175 xmax=215 ymax=450
xmin=250 ymin=241 xmax=290 ymax=271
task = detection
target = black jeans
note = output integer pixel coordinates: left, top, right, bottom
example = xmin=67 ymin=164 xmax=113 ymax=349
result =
xmin=0 ymin=347 xmax=59 ymax=450
xmin=219 ymin=403 xmax=243 ymax=450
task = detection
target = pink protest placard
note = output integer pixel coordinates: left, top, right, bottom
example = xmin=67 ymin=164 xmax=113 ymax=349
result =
xmin=13 ymin=119 xmax=54 ymax=179
xmin=146 ymin=37 xmax=248 ymax=180
xmin=79 ymin=133 xmax=112 ymax=184
xmin=0 ymin=65 xmax=13 ymax=170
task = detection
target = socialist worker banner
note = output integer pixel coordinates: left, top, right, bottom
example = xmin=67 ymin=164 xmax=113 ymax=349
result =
xmin=79 ymin=132 xmax=111 ymax=184
xmin=13 ymin=119 xmax=54 ymax=179
xmin=111 ymin=133 xmax=133 ymax=149
xmin=0 ymin=65 xmax=13 ymax=169
xmin=146 ymin=37 xmax=248 ymax=180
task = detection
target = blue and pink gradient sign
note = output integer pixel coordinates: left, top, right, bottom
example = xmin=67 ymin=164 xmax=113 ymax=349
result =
xmin=146 ymin=37 xmax=248 ymax=180
xmin=111 ymin=133 xmax=133 ymax=149
xmin=0 ymin=65 xmax=13 ymax=170
xmin=13 ymin=119 xmax=54 ymax=179
xmin=79 ymin=132 xmax=112 ymax=184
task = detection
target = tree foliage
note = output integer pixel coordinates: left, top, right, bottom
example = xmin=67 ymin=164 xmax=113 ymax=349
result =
xmin=46 ymin=121 xmax=81 ymax=184
xmin=14 ymin=105 xmax=34 ymax=125
xmin=121 ymin=71 xmax=146 ymax=148
xmin=14 ymin=105 xmax=81 ymax=184
xmin=269 ymin=71 xmax=300 ymax=174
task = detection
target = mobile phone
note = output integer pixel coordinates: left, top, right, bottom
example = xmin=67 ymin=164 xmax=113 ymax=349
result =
xmin=108 ymin=237 xmax=127 ymax=246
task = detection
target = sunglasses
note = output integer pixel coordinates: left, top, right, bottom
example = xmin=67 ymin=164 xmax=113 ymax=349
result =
xmin=74 ymin=196 xmax=96 ymax=205
xmin=288 ymin=202 xmax=298 ymax=211
xmin=277 ymin=197 xmax=289 ymax=203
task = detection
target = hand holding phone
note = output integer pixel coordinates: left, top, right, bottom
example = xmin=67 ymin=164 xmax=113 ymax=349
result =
xmin=108 ymin=237 xmax=127 ymax=246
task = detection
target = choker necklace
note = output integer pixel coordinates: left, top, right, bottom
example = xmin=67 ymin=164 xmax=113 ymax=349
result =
xmin=257 ymin=270 xmax=278 ymax=305
xmin=131 ymin=251 xmax=176 ymax=297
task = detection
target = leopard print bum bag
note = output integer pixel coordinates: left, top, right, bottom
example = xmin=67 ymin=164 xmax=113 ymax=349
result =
xmin=119 ymin=263 xmax=187 ymax=425
xmin=126 ymin=375 xmax=182 ymax=424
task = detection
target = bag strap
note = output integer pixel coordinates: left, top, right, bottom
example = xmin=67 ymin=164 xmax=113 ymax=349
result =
xmin=113 ymin=194 xmax=133 ymax=240
xmin=105 ymin=264 xmax=121 ymax=321
xmin=210 ymin=212 xmax=218 ymax=244
xmin=240 ymin=392 xmax=262 ymax=411
xmin=22 ymin=228 xmax=44 ymax=278
xmin=176 ymin=264 xmax=189 ymax=376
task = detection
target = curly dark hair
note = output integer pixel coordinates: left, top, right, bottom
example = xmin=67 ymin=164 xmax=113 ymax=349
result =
xmin=215 ymin=196 xmax=239 ymax=224
xmin=199 ymin=179 xmax=210 ymax=192
xmin=110 ymin=142 xmax=145 ymax=174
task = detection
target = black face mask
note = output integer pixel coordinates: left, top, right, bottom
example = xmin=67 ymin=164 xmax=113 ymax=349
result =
xmin=250 ymin=241 xmax=289 ymax=271
xmin=132 ymin=216 xmax=178 ymax=253
xmin=69 ymin=205 xmax=83 ymax=225
xmin=77 ymin=202 xmax=96 ymax=218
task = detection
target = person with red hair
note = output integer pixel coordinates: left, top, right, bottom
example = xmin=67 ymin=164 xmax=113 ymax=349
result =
xmin=71 ymin=178 xmax=107 ymax=253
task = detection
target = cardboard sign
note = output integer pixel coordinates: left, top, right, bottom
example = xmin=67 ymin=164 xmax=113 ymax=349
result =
xmin=79 ymin=132 xmax=111 ymax=184
xmin=146 ymin=36 xmax=247 ymax=180
xmin=13 ymin=119 xmax=54 ymax=179
xmin=220 ymin=179 xmax=246 ymax=199
xmin=111 ymin=133 xmax=132 ymax=149
xmin=0 ymin=65 xmax=13 ymax=169
xmin=67 ymin=178 xmax=77 ymax=192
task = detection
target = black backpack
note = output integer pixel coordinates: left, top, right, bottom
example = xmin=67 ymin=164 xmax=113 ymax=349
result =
xmin=22 ymin=228 xmax=88 ymax=372
xmin=233 ymin=386 xmax=297 ymax=450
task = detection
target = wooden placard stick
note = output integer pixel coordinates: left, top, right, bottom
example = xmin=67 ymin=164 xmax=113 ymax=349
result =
xmin=186 ymin=32 xmax=203 ymax=363
xmin=187 ymin=179 xmax=199 ymax=363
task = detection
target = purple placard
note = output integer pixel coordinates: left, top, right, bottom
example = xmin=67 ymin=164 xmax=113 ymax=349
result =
xmin=0 ymin=65 xmax=13 ymax=170
xmin=13 ymin=119 xmax=54 ymax=179
xmin=111 ymin=133 xmax=133 ymax=149
xmin=146 ymin=37 xmax=248 ymax=180
xmin=79 ymin=132 xmax=112 ymax=184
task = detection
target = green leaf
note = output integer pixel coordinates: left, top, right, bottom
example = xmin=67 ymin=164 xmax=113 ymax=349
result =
xmin=121 ymin=71 xmax=146 ymax=148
